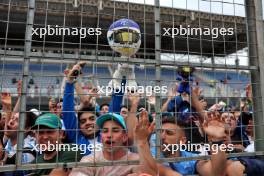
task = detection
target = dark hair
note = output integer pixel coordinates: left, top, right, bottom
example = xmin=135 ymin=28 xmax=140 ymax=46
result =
xmin=24 ymin=110 xmax=38 ymax=136
xmin=121 ymin=105 xmax=129 ymax=111
xmin=161 ymin=115 xmax=188 ymax=138
xmin=161 ymin=115 xmax=187 ymax=129
xmin=219 ymin=106 xmax=234 ymax=113
xmin=25 ymin=111 xmax=38 ymax=129
xmin=100 ymin=103 xmax=109 ymax=110
xmin=241 ymin=112 xmax=253 ymax=126
xmin=58 ymin=97 xmax=63 ymax=103
xmin=137 ymin=105 xmax=146 ymax=112
xmin=78 ymin=106 xmax=99 ymax=119
xmin=233 ymin=106 xmax=241 ymax=112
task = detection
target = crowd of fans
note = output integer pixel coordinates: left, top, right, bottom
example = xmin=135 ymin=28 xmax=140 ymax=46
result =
xmin=0 ymin=62 xmax=263 ymax=176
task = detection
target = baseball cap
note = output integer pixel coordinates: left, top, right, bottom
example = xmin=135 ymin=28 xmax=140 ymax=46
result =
xmin=32 ymin=113 xmax=62 ymax=129
xmin=96 ymin=113 xmax=126 ymax=130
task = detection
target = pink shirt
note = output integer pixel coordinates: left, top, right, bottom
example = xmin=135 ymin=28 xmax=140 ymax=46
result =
xmin=70 ymin=150 xmax=141 ymax=176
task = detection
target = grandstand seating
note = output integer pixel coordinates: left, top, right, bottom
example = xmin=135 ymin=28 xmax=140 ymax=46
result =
xmin=0 ymin=64 xmax=249 ymax=98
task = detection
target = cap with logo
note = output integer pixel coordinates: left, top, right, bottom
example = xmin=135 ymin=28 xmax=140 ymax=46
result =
xmin=32 ymin=113 xmax=62 ymax=129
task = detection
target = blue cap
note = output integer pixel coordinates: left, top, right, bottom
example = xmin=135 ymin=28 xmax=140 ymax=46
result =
xmin=96 ymin=113 xmax=127 ymax=130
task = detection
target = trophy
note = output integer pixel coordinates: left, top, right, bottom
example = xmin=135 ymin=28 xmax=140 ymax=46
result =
xmin=107 ymin=18 xmax=141 ymax=90
xmin=176 ymin=66 xmax=195 ymax=95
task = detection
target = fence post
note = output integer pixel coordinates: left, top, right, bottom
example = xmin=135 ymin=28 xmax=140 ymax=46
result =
xmin=154 ymin=0 xmax=161 ymax=159
xmin=16 ymin=0 xmax=35 ymax=167
xmin=245 ymin=0 xmax=264 ymax=151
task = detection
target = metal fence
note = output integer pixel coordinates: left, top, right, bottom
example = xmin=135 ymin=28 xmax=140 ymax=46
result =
xmin=0 ymin=0 xmax=264 ymax=174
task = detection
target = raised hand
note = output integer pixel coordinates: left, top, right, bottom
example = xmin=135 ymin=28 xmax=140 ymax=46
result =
xmin=147 ymin=95 xmax=155 ymax=105
xmin=191 ymin=86 xmax=202 ymax=98
xmin=48 ymin=97 xmax=57 ymax=114
xmin=134 ymin=110 xmax=155 ymax=144
xmin=1 ymin=92 xmax=11 ymax=107
xmin=128 ymin=91 xmax=141 ymax=105
xmin=87 ymin=86 xmax=99 ymax=98
xmin=66 ymin=61 xmax=86 ymax=82
xmin=167 ymin=82 xmax=178 ymax=100
xmin=191 ymin=86 xmax=206 ymax=121
xmin=202 ymin=116 xmax=226 ymax=141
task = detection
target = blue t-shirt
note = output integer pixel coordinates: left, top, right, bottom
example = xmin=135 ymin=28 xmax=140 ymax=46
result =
xmin=161 ymin=151 xmax=198 ymax=175
xmin=150 ymin=133 xmax=198 ymax=175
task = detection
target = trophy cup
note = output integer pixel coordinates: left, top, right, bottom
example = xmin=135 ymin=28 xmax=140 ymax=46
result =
xmin=107 ymin=18 xmax=141 ymax=91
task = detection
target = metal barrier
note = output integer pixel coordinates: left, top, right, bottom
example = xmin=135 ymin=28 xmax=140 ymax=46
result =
xmin=0 ymin=0 xmax=264 ymax=175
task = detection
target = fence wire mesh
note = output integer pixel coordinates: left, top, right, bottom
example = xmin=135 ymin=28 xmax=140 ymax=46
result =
xmin=0 ymin=0 xmax=264 ymax=175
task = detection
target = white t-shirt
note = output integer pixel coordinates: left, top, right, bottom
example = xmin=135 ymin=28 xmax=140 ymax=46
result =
xmin=244 ymin=136 xmax=255 ymax=152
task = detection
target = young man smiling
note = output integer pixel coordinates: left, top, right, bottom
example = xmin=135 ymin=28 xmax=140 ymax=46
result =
xmin=30 ymin=113 xmax=82 ymax=176
xmin=62 ymin=63 xmax=102 ymax=156
xmin=62 ymin=62 xmax=128 ymax=156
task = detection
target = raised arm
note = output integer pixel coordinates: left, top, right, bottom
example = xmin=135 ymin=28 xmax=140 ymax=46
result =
xmin=1 ymin=92 xmax=12 ymax=142
xmin=161 ymin=83 xmax=178 ymax=112
xmin=62 ymin=63 xmax=83 ymax=143
xmin=109 ymin=77 xmax=126 ymax=113
xmin=189 ymin=86 xmax=227 ymax=176
xmin=13 ymin=80 xmax=22 ymax=113
xmin=196 ymin=114 xmax=227 ymax=176
xmin=1 ymin=92 xmax=12 ymax=123
xmin=64 ymin=62 xmax=92 ymax=108
xmin=191 ymin=87 xmax=207 ymax=124
xmin=75 ymin=82 xmax=92 ymax=107
xmin=126 ymin=92 xmax=140 ymax=145
xmin=134 ymin=110 xmax=157 ymax=176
